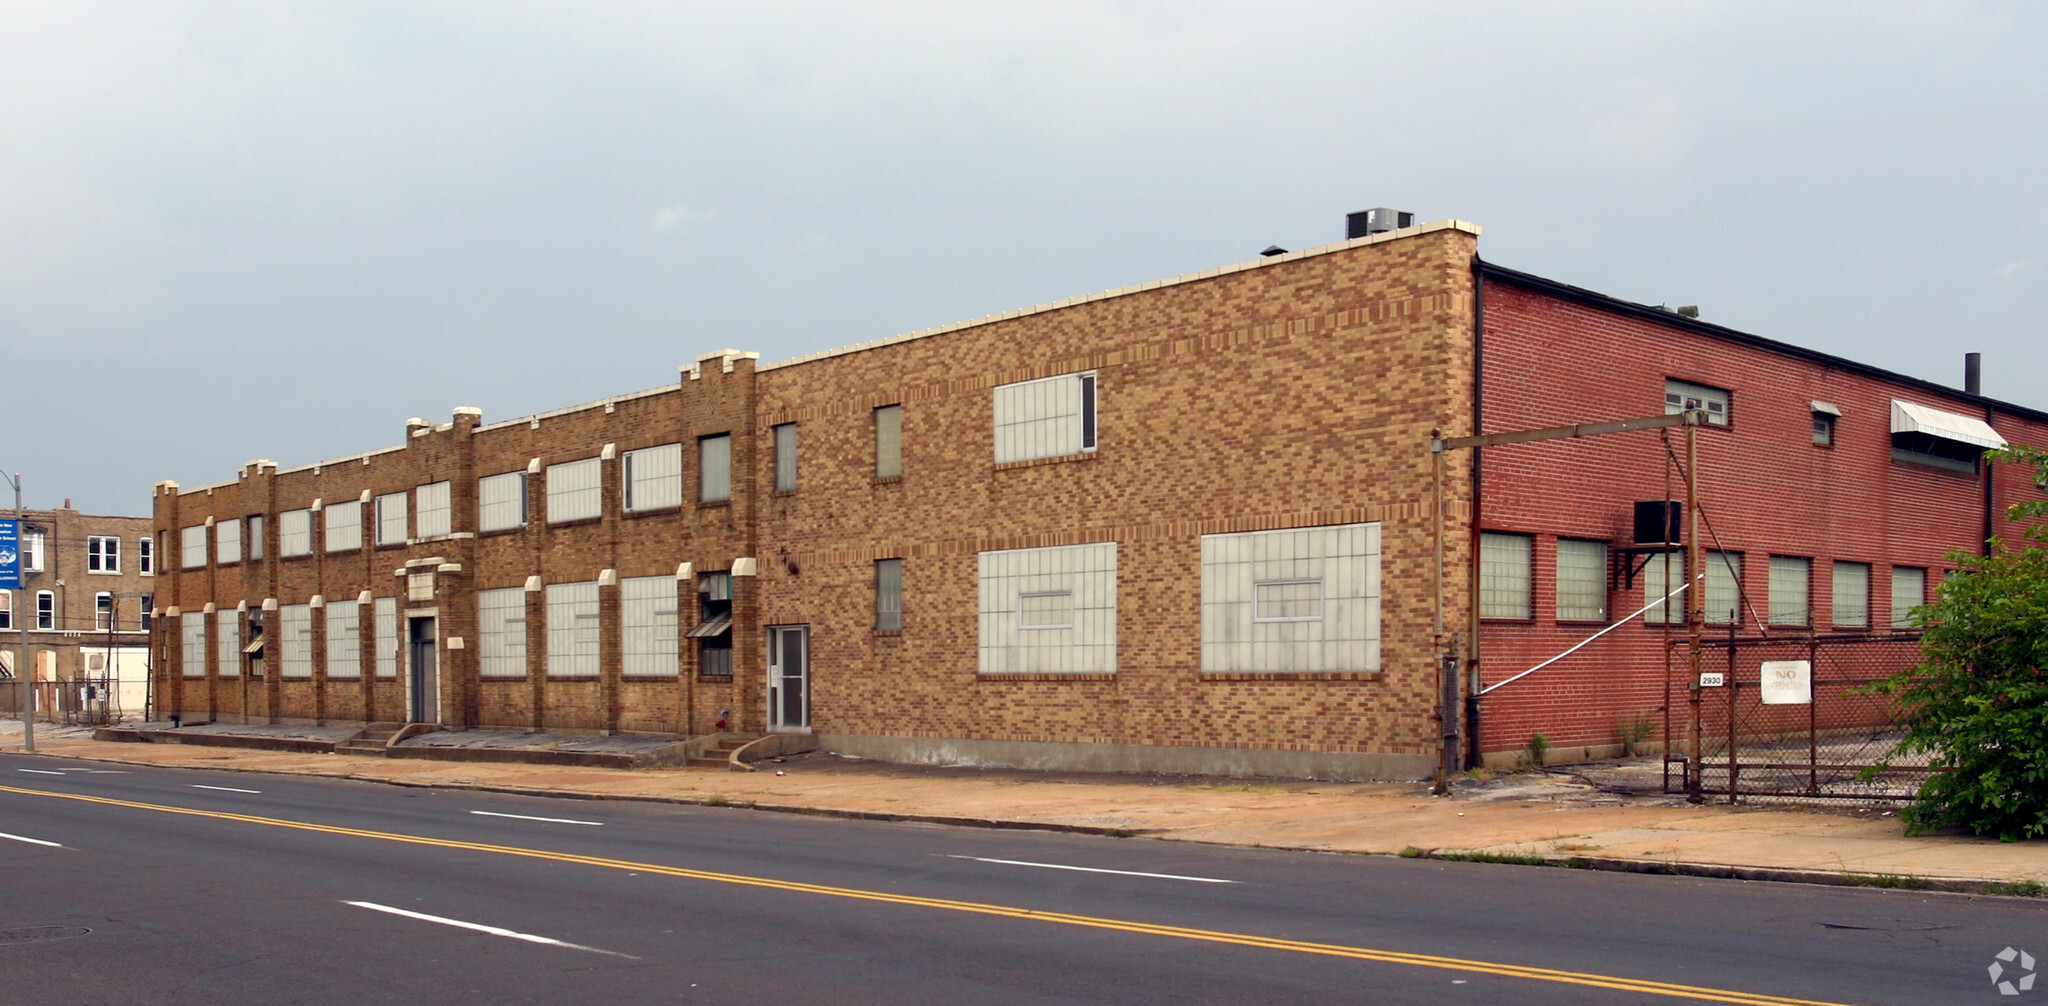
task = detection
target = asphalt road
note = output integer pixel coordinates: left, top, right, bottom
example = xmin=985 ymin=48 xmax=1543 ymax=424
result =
xmin=1 ymin=752 xmax=2042 ymax=1005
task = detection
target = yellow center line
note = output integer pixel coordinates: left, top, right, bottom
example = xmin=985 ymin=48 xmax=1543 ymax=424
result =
xmin=2 ymin=782 xmax=1853 ymax=1006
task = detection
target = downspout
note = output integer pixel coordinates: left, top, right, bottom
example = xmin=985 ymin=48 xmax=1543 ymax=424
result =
xmin=1968 ymin=352 xmax=1993 ymax=556
xmin=1465 ymin=257 xmax=1486 ymax=769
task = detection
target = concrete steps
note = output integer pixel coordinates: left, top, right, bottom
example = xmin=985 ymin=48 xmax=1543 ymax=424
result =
xmin=686 ymin=734 xmax=760 ymax=769
xmin=336 ymin=722 xmax=406 ymax=757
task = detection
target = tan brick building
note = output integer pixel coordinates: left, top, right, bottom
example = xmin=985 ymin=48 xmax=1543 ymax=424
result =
xmin=152 ymin=219 xmax=1481 ymax=779
xmin=4 ymin=505 xmax=157 ymax=720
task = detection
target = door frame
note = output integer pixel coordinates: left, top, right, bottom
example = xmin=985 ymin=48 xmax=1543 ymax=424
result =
xmin=406 ymin=613 xmax=439 ymax=725
xmin=765 ymin=624 xmax=810 ymax=733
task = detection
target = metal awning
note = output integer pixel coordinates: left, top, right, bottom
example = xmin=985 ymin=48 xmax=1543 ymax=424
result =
xmin=1891 ymin=399 xmax=2006 ymax=450
xmin=1810 ymin=400 xmax=1841 ymax=417
xmin=243 ymin=638 xmax=266 ymax=655
xmin=684 ymin=613 xmax=733 ymax=639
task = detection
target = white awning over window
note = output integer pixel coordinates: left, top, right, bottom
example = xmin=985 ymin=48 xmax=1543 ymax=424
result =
xmin=1891 ymin=399 xmax=2006 ymax=450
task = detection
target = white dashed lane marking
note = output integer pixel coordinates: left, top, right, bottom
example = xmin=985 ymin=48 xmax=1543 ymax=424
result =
xmin=469 ymin=810 xmax=604 ymax=826
xmin=343 ymin=901 xmax=636 ymax=958
xmin=945 ymin=855 xmax=1237 ymax=884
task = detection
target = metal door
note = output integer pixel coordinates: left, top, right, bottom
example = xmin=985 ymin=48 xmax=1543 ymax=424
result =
xmin=408 ymin=617 xmax=438 ymax=724
xmin=766 ymin=625 xmax=808 ymax=732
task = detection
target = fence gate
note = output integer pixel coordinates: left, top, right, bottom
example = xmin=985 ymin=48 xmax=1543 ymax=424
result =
xmin=1665 ymin=632 xmax=1931 ymax=802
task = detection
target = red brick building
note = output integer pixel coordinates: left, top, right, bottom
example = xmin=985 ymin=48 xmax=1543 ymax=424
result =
xmin=149 ymin=216 xmax=2047 ymax=777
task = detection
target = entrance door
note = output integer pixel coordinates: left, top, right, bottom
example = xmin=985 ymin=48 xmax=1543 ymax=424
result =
xmin=766 ymin=625 xmax=808 ymax=732
xmin=408 ymin=617 xmax=438 ymax=724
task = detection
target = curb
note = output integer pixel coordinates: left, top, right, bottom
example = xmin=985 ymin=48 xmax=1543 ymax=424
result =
xmin=15 ymin=746 xmax=2042 ymax=899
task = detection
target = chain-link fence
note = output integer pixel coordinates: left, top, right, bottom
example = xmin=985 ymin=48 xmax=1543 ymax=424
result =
xmin=1665 ymin=632 xmax=1931 ymax=802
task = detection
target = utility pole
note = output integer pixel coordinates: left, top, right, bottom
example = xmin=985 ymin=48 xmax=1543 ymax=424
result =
xmin=2 ymin=469 xmax=30 ymax=753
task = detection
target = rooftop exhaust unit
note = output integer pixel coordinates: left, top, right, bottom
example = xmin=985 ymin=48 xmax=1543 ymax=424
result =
xmin=1346 ymin=208 xmax=1414 ymax=239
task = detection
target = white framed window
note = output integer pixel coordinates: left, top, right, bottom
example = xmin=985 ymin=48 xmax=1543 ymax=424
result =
xmin=1479 ymin=532 xmax=1533 ymax=620
xmin=21 ymin=530 xmax=43 ymax=572
xmin=1201 ymin=523 xmax=1379 ymax=674
xmin=181 ymin=613 xmax=207 ymax=678
xmin=415 ymin=481 xmax=452 ymax=538
xmin=1556 ymin=539 xmax=1608 ymax=622
xmin=216 ymin=518 xmax=242 ymax=564
xmin=478 ymin=587 xmax=528 ymax=678
xmin=326 ymin=600 xmax=361 ymax=678
xmin=140 ymin=594 xmax=152 ymax=632
xmin=546 ymin=459 xmax=601 ymax=524
xmin=993 ymin=371 xmax=1096 ymax=463
xmin=246 ymin=516 xmax=263 ymax=560
xmin=875 ymin=558 xmax=903 ymax=631
xmin=94 ymin=592 xmax=113 ymax=631
xmin=1832 ymin=561 xmax=1870 ymax=629
xmin=979 ymin=542 xmax=1117 ymax=674
xmin=622 ymin=575 xmax=679 ymax=677
xmin=35 ymin=590 xmax=53 ymax=630
xmin=374 ymin=597 xmax=398 ymax=678
xmin=623 ymin=443 xmax=684 ymax=512
xmin=280 ymin=509 xmax=313 ymax=557
xmin=138 ymin=536 xmax=154 ymax=575
xmin=479 ymin=472 xmax=527 ymax=531
xmin=699 ymin=435 xmax=732 ymax=503
xmin=874 ymin=405 xmax=902 ymax=478
xmin=0 ymin=590 xmax=10 ymax=630
xmin=773 ymin=423 xmax=798 ymax=492
xmin=87 ymin=535 xmax=121 ymax=573
xmin=376 ymin=492 xmax=408 ymax=545
xmin=216 ymin=609 xmax=241 ymax=678
xmin=1643 ymin=550 xmax=1744 ymax=625
xmin=1891 ymin=566 xmax=1926 ymax=628
xmin=1769 ymin=556 xmax=1810 ymax=627
xmin=181 ymin=524 xmax=208 ymax=568
xmin=546 ymin=581 xmax=599 ymax=677
xmin=1664 ymin=379 xmax=1731 ymax=426
xmin=280 ymin=604 xmax=313 ymax=677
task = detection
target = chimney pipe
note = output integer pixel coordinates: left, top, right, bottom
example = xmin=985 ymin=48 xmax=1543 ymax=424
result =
xmin=1965 ymin=353 xmax=1982 ymax=396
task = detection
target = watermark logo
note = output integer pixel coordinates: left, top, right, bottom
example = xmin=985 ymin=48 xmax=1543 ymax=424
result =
xmin=1991 ymin=947 xmax=2037 ymax=996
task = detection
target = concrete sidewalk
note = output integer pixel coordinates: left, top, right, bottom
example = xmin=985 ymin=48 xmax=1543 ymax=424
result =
xmin=7 ymin=728 xmax=2044 ymax=896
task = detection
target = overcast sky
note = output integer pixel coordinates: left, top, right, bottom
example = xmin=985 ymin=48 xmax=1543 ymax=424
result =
xmin=4 ymin=1 xmax=2043 ymax=515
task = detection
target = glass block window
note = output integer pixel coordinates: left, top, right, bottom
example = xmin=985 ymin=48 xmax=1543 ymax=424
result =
xmin=978 ymin=542 xmax=1117 ymax=674
xmin=546 ymin=581 xmax=599 ymax=677
xmin=1201 ymin=522 xmax=1380 ymax=674
xmin=181 ymin=613 xmax=207 ymax=678
xmin=324 ymin=500 xmax=363 ymax=553
xmin=216 ymin=609 xmax=240 ymax=678
xmin=246 ymin=516 xmax=263 ymax=560
xmin=1643 ymin=550 xmax=1744 ymax=625
xmin=1891 ymin=566 xmax=1926 ymax=628
xmin=182 ymin=524 xmax=208 ymax=568
xmin=993 ymin=371 xmax=1096 ymax=463
xmin=478 ymin=587 xmax=527 ymax=678
xmin=1768 ymin=556 xmax=1810 ymax=627
xmin=1664 ymin=379 xmax=1731 ymax=425
xmin=415 ymin=481 xmax=453 ymax=538
xmin=1831 ymin=561 xmax=1870 ymax=629
xmin=216 ymin=519 xmax=242 ymax=565
xmin=326 ymin=600 xmax=361 ymax=678
xmin=280 ymin=509 xmax=313 ymax=557
xmin=1555 ymin=539 xmax=1608 ymax=622
xmin=479 ymin=472 xmax=527 ymax=532
xmin=545 ymin=459 xmax=601 ymax=524
xmin=279 ymin=604 xmax=313 ymax=678
xmin=699 ymin=435 xmax=732 ymax=503
xmin=773 ymin=423 xmax=798 ymax=492
xmin=874 ymin=558 xmax=903 ymax=631
xmin=874 ymin=405 xmax=902 ymax=478
xmin=1478 ymin=532 xmax=1533 ymax=620
xmin=622 ymin=575 xmax=679 ymax=677
xmin=376 ymin=492 xmax=408 ymax=545
xmin=624 ymin=443 xmax=683 ymax=512
xmin=374 ymin=597 xmax=398 ymax=678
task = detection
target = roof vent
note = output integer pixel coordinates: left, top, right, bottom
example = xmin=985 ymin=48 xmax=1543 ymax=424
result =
xmin=1260 ymin=245 xmax=1288 ymax=257
xmin=1346 ymin=208 xmax=1414 ymax=239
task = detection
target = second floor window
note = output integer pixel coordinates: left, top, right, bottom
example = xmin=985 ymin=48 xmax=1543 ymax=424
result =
xmin=994 ymin=371 xmax=1096 ymax=463
xmin=87 ymin=535 xmax=121 ymax=573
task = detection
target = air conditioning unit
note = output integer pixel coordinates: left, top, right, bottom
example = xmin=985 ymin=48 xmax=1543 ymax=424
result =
xmin=1633 ymin=501 xmax=1682 ymax=547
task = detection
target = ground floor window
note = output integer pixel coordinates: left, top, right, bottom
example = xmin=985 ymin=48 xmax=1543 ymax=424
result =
xmin=1201 ymin=522 xmax=1380 ymax=674
xmin=978 ymin=542 xmax=1118 ymax=674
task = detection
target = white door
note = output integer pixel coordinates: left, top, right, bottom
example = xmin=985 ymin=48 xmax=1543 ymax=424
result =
xmin=766 ymin=625 xmax=808 ymax=732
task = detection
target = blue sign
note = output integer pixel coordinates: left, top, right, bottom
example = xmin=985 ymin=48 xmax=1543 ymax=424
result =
xmin=0 ymin=519 xmax=16 ymax=590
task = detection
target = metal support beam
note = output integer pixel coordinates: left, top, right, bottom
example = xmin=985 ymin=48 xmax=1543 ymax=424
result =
xmin=1433 ymin=412 xmax=1690 ymax=453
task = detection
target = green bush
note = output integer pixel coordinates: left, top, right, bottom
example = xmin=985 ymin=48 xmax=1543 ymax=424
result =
xmin=1873 ymin=446 xmax=2048 ymax=841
